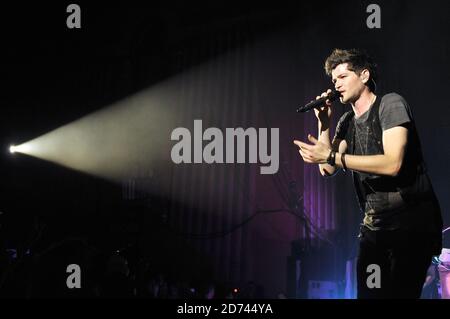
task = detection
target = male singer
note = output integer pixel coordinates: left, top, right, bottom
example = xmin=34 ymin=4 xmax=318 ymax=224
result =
xmin=293 ymin=48 xmax=443 ymax=298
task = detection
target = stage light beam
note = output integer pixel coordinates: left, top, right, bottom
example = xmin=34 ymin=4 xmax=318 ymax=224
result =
xmin=8 ymin=144 xmax=33 ymax=155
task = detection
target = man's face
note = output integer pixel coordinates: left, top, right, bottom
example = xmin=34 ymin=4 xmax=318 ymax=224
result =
xmin=331 ymin=63 xmax=367 ymax=104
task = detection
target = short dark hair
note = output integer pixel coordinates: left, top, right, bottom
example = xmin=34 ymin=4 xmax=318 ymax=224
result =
xmin=324 ymin=48 xmax=378 ymax=92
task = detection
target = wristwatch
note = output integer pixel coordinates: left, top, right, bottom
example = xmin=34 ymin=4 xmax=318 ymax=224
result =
xmin=326 ymin=150 xmax=336 ymax=166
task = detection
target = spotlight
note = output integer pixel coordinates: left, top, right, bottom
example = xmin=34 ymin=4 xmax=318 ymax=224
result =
xmin=9 ymin=145 xmax=16 ymax=154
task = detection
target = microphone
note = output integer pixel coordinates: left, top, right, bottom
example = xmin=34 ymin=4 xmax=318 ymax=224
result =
xmin=296 ymin=90 xmax=341 ymax=113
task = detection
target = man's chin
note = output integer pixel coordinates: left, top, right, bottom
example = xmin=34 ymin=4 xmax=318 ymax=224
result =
xmin=340 ymin=94 xmax=355 ymax=105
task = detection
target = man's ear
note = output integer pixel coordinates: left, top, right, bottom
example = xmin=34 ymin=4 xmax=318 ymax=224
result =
xmin=361 ymin=69 xmax=370 ymax=84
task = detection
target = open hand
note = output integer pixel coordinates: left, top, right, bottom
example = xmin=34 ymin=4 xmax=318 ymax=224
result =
xmin=293 ymin=134 xmax=331 ymax=164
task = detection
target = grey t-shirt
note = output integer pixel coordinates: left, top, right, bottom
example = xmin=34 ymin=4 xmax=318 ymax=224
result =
xmin=352 ymin=93 xmax=412 ymax=155
xmin=357 ymin=93 xmax=412 ymax=131
xmin=336 ymin=92 xmax=412 ymax=142
xmin=335 ymin=93 xmax=414 ymax=230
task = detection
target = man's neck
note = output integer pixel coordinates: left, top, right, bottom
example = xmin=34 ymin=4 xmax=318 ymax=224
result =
xmin=351 ymin=90 xmax=377 ymax=117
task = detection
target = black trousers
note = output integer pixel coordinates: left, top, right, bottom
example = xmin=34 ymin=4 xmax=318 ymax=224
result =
xmin=356 ymin=226 xmax=433 ymax=299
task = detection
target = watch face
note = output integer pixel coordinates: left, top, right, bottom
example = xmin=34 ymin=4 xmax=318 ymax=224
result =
xmin=327 ymin=151 xmax=336 ymax=166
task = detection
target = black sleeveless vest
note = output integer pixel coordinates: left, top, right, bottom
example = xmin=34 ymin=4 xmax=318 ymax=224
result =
xmin=340 ymin=95 xmax=442 ymax=239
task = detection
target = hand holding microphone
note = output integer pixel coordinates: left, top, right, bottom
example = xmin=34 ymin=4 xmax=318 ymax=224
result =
xmin=297 ymin=89 xmax=341 ymax=125
xmin=296 ymin=89 xmax=341 ymax=112
xmin=293 ymin=89 xmax=339 ymax=166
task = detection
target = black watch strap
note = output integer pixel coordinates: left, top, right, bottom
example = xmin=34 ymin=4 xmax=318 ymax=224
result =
xmin=326 ymin=150 xmax=336 ymax=166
